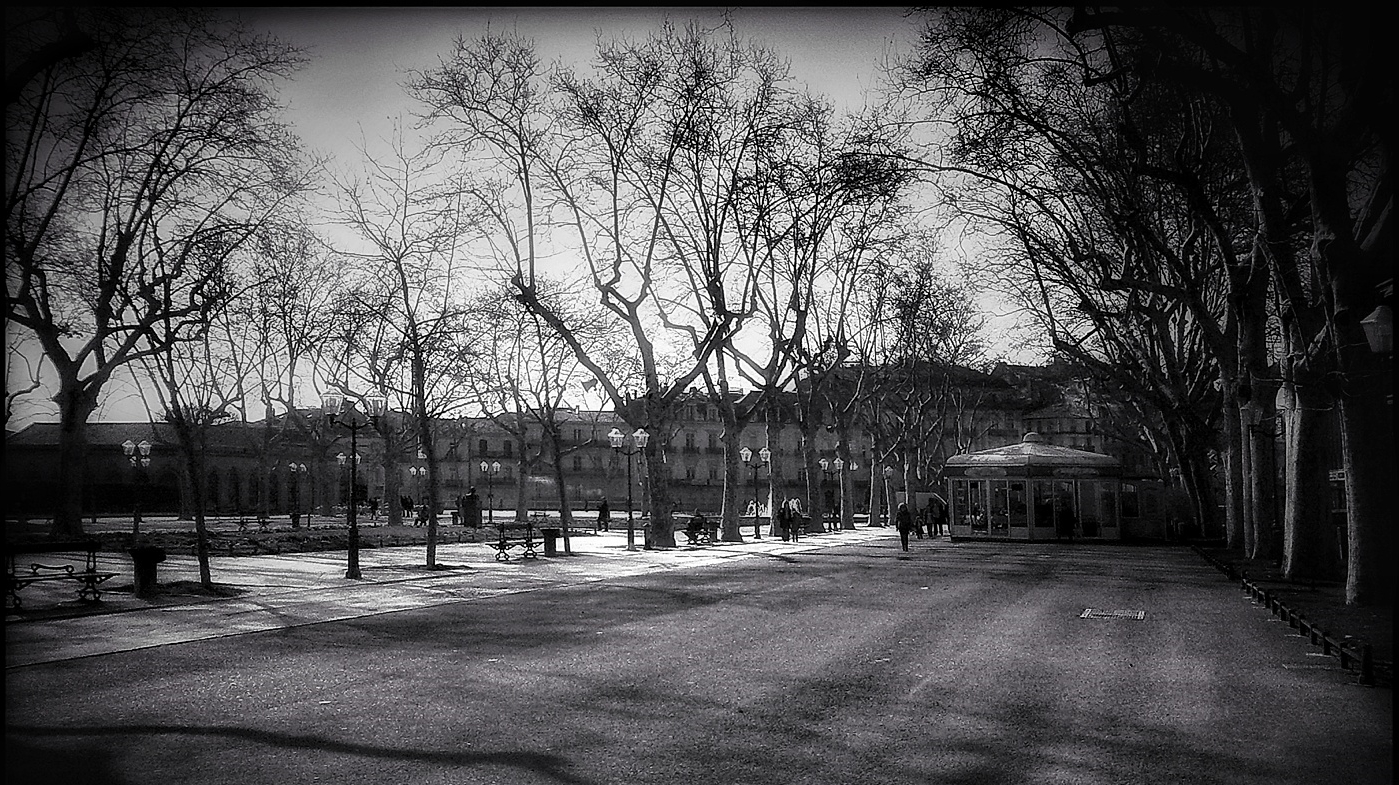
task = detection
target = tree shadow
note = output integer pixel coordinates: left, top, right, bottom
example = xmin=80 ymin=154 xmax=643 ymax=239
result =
xmin=6 ymin=723 xmax=597 ymax=785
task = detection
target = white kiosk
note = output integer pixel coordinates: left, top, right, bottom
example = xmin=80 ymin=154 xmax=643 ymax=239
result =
xmin=944 ymin=433 xmax=1124 ymax=541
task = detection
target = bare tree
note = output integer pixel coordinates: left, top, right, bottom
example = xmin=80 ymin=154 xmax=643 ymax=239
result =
xmin=5 ymin=8 xmax=313 ymax=535
xmin=137 ymin=300 xmax=246 ymax=587
xmin=333 ymin=126 xmax=471 ymax=568
xmin=1060 ymin=7 xmax=1392 ymax=602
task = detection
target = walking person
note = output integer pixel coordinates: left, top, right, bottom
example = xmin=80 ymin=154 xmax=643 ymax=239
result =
xmin=597 ymin=498 xmax=611 ymax=532
xmin=896 ymin=502 xmax=915 ymax=552
xmin=778 ymin=500 xmax=792 ymax=542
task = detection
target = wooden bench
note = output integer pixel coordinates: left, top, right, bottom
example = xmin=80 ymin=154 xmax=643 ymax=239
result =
xmin=6 ymin=540 xmax=118 ymax=610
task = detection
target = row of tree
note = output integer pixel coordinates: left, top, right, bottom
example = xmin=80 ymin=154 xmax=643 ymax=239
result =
xmin=885 ymin=7 xmax=1392 ymax=605
xmin=6 ymin=9 xmax=994 ymax=584
xmin=11 ymin=8 xmax=1385 ymax=605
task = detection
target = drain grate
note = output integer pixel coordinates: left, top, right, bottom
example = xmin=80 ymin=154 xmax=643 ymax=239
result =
xmin=1079 ymin=608 xmax=1146 ymax=620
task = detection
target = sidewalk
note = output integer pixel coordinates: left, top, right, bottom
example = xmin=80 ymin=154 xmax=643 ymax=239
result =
xmin=5 ymin=526 xmax=895 ymax=669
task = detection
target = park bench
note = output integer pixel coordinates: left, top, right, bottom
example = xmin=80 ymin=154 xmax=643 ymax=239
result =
xmin=679 ymin=515 xmax=718 ymax=546
xmin=681 ymin=524 xmax=713 ymax=546
xmin=5 ymin=540 xmax=118 ymax=610
xmin=489 ymin=520 xmax=539 ymax=562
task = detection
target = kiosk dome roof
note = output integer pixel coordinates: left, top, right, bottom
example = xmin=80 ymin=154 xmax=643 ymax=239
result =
xmin=944 ymin=432 xmax=1121 ymax=469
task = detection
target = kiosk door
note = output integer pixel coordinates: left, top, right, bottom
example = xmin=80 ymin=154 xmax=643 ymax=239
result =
xmin=951 ymin=479 xmax=990 ymax=537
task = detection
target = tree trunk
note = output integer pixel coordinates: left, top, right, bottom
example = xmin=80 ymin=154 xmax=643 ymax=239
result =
xmin=1221 ymin=386 xmax=1245 ymax=551
xmin=547 ymin=431 xmax=574 ymax=554
xmin=642 ymin=396 xmax=677 ymax=548
xmin=1280 ymin=381 xmax=1333 ymax=582
xmin=183 ymin=442 xmax=214 ymax=587
xmin=51 ymin=382 xmax=101 ymax=537
xmin=1247 ymin=401 xmax=1279 ymax=562
xmin=719 ymin=419 xmax=745 ymax=543
xmin=1337 ymin=343 xmax=1396 ymax=606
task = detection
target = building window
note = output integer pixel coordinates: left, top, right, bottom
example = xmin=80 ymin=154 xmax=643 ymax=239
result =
xmin=685 ymin=465 xmax=696 ymax=479
xmin=573 ymin=428 xmax=583 ymax=441
xmin=685 ymin=432 xmax=696 ymax=450
xmin=709 ymin=466 xmax=719 ymax=480
xmin=572 ymin=456 xmax=583 ymax=471
xmin=479 ymin=439 xmax=489 ymax=456
xmin=504 ymin=441 xmax=513 ymax=457
xmin=707 ymin=432 xmax=718 ymax=450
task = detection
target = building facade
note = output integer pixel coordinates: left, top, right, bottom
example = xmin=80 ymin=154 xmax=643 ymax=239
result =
xmin=3 ymin=362 xmax=1168 ymax=527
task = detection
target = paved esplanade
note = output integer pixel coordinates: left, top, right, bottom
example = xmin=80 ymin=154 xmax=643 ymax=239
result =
xmin=6 ymin=530 xmax=1392 ymax=785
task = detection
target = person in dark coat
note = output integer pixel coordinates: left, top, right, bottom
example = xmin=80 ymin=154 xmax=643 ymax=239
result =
xmin=896 ymin=502 xmax=915 ymax=552
xmin=597 ymin=498 xmax=611 ymax=532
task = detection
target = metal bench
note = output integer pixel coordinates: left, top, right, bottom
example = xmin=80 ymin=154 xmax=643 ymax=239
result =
xmin=6 ymin=540 xmax=118 ymax=610
xmin=488 ymin=521 xmax=539 ymax=562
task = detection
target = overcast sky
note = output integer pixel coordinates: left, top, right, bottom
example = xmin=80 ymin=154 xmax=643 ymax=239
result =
xmin=9 ymin=7 xmax=1040 ymax=428
xmin=231 ymin=6 xmax=924 ymax=170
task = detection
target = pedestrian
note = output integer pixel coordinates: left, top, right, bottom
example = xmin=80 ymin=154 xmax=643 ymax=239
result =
xmin=777 ymin=501 xmax=792 ymax=541
xmin=896 ymin=502 xmax=915 ymax=552
xmin=787 ymin=498 xmax=802 ymax=543
xmin=597 ymin=498 xmax=611 ymax=532
xmin=368 ymin=497 xmax=380 ymax=521
xmin=464 ymin=486 xmax=480 ymax=527
xmin=912 ymin=501 xmax=925 ymax=539
xmin=685 ymin=511 xmax=707 ymax=544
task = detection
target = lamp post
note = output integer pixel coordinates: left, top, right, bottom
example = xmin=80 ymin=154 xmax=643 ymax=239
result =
xmin=739 ymin=445 xmax=771 ymax=539
xmin=837 ymin=457 xmax=856 ymax=531
xmin=409 ymin=465 xmax=426 ymax=525
xmin=608 ymin=427 xmax=650 ymax=551
xmin=323 ymin=392 xmax=385 ymax=580
xmin=288 ymin=462 xmax=308 ymax=528
xmin=881 ymin=465 xmax=895 ymax=527
xmin=122 ymin=439 xmax=152 ymax=536
xmin=480 ymin=460 xmax=502 ymax=528
xmin=819 ymin=457 xmax=840 ymax=533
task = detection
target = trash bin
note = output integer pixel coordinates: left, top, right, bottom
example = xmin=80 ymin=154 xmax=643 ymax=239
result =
xmin=129 ymin=545 xmax=167 ymax=598
xmin=540 ymin=527 xmax=562 ymax=556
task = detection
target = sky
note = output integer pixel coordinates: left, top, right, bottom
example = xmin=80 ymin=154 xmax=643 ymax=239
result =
xmin=231 ymin=6 xmax=924 ymax=171
xmin=8 ymin=7 xmax=1038 ymax=429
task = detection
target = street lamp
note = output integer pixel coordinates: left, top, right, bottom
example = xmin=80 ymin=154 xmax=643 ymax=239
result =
xmin=833 ymin=457 xmax=851 ymax=531
xmin=739 ymin=445 xmax=771 ymax=539
xmin=408 ymin=465 xmax=430 ymax=526
xmin=289 ymin=462 xmax=308 ymax=527
xmin=323 ymin=391 xmax=385 ymax=579
xmin=1361 ymin=304 xmax=1392 ymax=354
xmin=881 ymin=465 xmax=895 ymax=528
xmin=480 ymin=460 xmax=502 ymax=528
xmin=608 ymin=427 xmax=650 ymax=551
xmin=819 ymin=457 xmax=838 ymax=533
xmin=122 ymin=439 xmax=152 ymax=536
